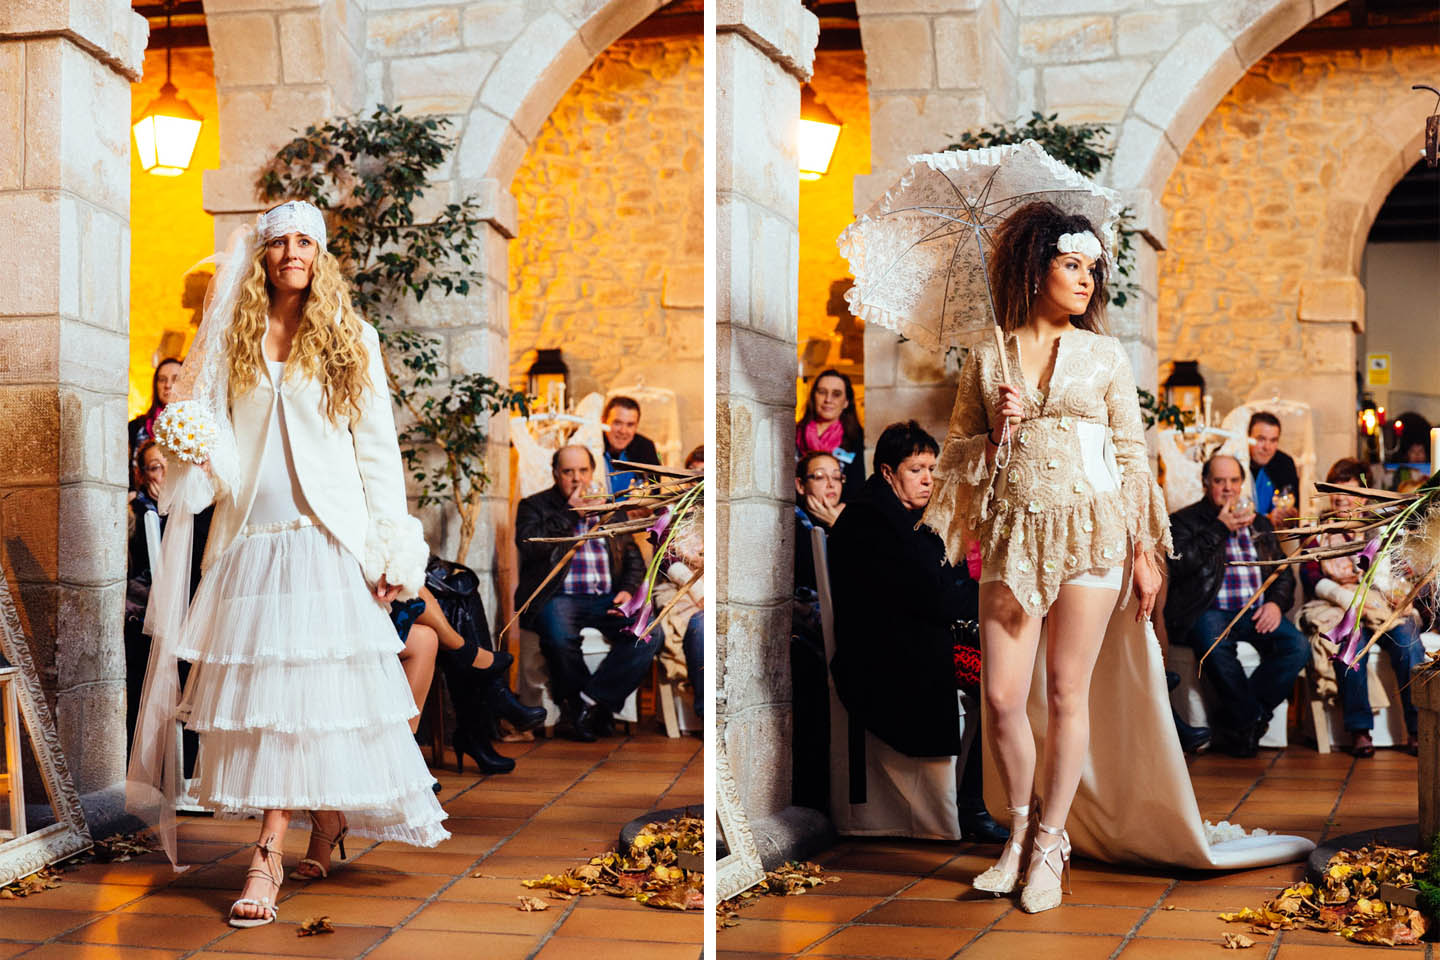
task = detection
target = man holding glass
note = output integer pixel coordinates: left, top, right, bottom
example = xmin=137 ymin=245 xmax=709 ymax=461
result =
xmin=1248 ymin=412 xmax=1300 ymax=526
xmin=1165 ymin=455 xmax=1308 ymax=757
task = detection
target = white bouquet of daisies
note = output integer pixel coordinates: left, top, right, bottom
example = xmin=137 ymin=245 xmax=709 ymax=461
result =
xmin=153 ymin=400 xmax=218 ymax=465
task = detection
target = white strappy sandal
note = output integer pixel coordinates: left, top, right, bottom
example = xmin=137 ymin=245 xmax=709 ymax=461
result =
xmin=1020 ymin=821 xmax=1072 ymax=914
xmin=228 ymin=835 xmax=283 ymax=928
xmin=972 ymin=802 xmax=1032 ymax=895
xmin=289 ymin=811 xmax=349 ymax=881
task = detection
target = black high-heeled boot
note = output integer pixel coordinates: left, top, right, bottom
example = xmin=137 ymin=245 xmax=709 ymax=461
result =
xmin=453 ymin=695 xmax=515 ymax=775
xmin=470 ymin=649 xmax=546 ymax=734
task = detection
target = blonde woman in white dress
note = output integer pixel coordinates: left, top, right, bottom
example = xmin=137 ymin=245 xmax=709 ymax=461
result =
xmin=130 ymin=201 xmax=447 ymax=927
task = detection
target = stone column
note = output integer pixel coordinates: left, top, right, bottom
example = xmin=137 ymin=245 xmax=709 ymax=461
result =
xmin=201 ymin=0 xmax=367 ymax=244
xmin=716 ymin=0 xmax=822 ymax=862
xmin=0 ymin=0 xmax=147 ymax=796
xmin=857 ymin=0 xmax=1019 ymax=458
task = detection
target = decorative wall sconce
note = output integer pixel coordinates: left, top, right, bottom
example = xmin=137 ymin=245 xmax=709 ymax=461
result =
xmin=132 ymin=1 xmax=204 ymax=176
xmin=798 ymin=84 xmax=842 ymax=180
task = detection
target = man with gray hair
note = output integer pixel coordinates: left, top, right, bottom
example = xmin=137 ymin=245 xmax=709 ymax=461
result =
xmin=515 ymin=445 xmax=659 ymax=741
xmin=1164 ymin=454 xmax=1307 ymax=758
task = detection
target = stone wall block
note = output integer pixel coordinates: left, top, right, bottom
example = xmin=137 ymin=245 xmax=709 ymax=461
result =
xmin=0 ymin=387 xmax=60 ymax=487
xmin=864 ymin=383 xmax=954 ymax=456
xmin=79 ymin=208 xmax=124 ymax=334
xmin=1219 ymin=0 xmax=1315 ymax=66
xmin=197 ymin=0 xmax=322 ymax=12
xmin=1018 ymin=0 xmax=1129 ymax=14
xmin=393 ymin=50 xmax=496 ymax=114
xmin=456 ymin=105 xmax=519 ymax=184
xmin=55 ymin=391 xmax=129 ymax=487
xmin=724 ymin=705 xmax=791 ymax=819
xmin=0 ymin=44 xmax=23 ymax=192
xmin=717 ymin=0 xmax=820 ymax=80
xmin=0 ymin=486 xmax=60 ymax=584
xmin=0 ymin=192 xmax=62 ymax=317
xmin=448 ymin=325 xmax=505 ymax=374
xmin=278 ymin=10 xmax=327 ymax=84
xmin=722 ymin=603 xmax=794 ymax=710
xmin=56 ymin=484 xmax=125 ymax=587
xmin=572 ymin=0 xmax=663 ymax=52
xmin=1019 ymin=15 xmax=1113 ymax=64
xmin=744 ymin=209 xmax=801 ymax=344
xmin=857 ymin=0 xmax=980 ymax=11
xmin=1301 ymin=322 xmax=1355 ymax=375
xmin=718 ymin=40 xmax=800 ymax=214
xmin=0 ymin=0 xmax=147 ymax=79
xmin=725 ymin=501 xmax=793 ymax=606
xmin=1132 ymin=23 xmax=1244 ymax=153
xmin=21 ymin=38 xmax=62 ymax=191
xmin=214 ymin=87 xmax=332 ymax=169
xmin=868 ymin=92 xmax=985 ymax=177
xmin=0 ymin=317 xmax=60 ymax=384
xmin=897 ymin=339 xmax=949 ymax=386
xmin=1041 ymin=58 xmax=1146 ymax=122
xmin=934 ymin=15 xmax=982 ymax=89
xmin=58 ymin=320 xmax=128 ymax=395
xmin=55 ymin=682 xmax=125 ymax=795
xmin=55 ymin=582 xmax=124 ymax=687
xmin=366 ymin=7 xmax=461 ymax=57
xmin=1116 ymin=10 xmax=1181 ymax=56
xmin=1298 ymin=275 xmax=1364 ymax=328
xmin=207 ymin=12 xmax=280 ymax=87
xmin=859 ymin=16 xmax=933 ymax=91
xmin=481 ymin=12 xmax=589 ymax=140
xmin=865 ymin=330 xmax=899 ymax=389
xmin=463 ymin=1 xmax=528 ymax=47
xmin=1108 ymin=114 xmax=1176 ymax=194
xmin=66 ymin=43 xmax=130 ymax=216
xmin=726 ymin=325 xmax=799 ymax=412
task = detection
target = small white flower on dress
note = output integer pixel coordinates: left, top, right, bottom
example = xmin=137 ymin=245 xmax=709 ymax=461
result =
xmin=1072 ymin=481 xmax=1084 ymax=494
xmin=1043 ymin=559 xmax=1056 ymax=573
xmin=1028 ymin=591 xmax=1041 ymax=606
xmin=1047 ymin=459 xmax=1059 ymax=470
xmin=1102 ymin=545 xmax=1116 ymax=560
xmin=1082 ymin=519 xmax=1094 ymax=533
xmin=1018 ymin=559 xmax=1033 ymax=572
xmin=1018 ymin=431 xmax=1029 ymax=445
xmin=1027 ymin=500 xmax=1041 ymax=513
xmin=1066 ymin=554 xmax=1079 ymax=567
xmin=1058 ymin=417 xmax=1071 ymax=430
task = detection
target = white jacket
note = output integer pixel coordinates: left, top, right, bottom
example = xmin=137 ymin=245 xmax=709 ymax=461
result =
xmin=170 ymin=322 xmax=428 ymax=599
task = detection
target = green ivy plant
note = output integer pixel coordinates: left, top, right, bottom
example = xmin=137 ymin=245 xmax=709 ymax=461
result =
xmin=943 ymin=111 xmax=1139 ymax=308
xmin=1137 ymin=387 xmax=1185 ymax=431
xmin=259 ymin=105 xmax=528 ymax=562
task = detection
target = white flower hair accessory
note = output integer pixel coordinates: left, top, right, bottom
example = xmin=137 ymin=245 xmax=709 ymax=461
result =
xmin=1056 ymin=230 xmax=1103 ymax=260
xmin=257 ymin=200 xmax=327 ymax=253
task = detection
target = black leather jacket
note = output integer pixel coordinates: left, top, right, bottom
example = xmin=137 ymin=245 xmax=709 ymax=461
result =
xmin=514 ymin=485 xmax=645 ymax=628
xmin=1164 ymin=497 xmax=1295 ymax=640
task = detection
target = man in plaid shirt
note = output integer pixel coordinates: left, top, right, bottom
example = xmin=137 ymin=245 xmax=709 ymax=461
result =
xmin=1165 ymin=455 xmax=1307 ymax=758
xmin=516 ymin=445 xmax=658 ymax=741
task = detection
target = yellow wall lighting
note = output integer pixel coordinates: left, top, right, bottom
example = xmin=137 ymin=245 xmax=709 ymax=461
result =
xmin=132 ymin=4 xmax=203 ymax=177
xmin=798 ymin=84 xmax=842 ymax=181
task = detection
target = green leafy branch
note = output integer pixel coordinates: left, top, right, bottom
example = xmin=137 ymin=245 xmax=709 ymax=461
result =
xmin=1137 ymin=387 xmax=1185 ymax=431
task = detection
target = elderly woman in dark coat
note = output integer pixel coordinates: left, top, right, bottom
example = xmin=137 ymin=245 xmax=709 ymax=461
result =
xmin=827 ymin=420 xmax=1003 ymax=840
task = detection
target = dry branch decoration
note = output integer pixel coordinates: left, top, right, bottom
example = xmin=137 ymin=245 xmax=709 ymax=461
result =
xmin=259 ymin=106 xmax=529 ymax=562
xmin=1201 ymin=479 xmax=1438 ymax=674
xmin=504 ymin=462 xmax=703 ymax=642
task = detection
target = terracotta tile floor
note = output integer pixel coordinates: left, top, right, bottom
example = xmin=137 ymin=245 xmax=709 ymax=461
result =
xmin=1 ymin=731 xmax=703 ymax=959
xmin=720 ymin=746 xmax=1433 ymax=958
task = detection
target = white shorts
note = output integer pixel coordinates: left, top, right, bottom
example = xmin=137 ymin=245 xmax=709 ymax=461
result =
xmin=980 ymin=566 xmax=1123 ymax=591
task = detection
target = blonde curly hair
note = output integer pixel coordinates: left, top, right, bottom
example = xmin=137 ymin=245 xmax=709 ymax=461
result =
xmin=225 ymin=245 xmax=372 ymax=424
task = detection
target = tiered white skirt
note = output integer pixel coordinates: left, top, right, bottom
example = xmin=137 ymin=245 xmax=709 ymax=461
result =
xmin=175 ymin=517 xmax=449 ymax=847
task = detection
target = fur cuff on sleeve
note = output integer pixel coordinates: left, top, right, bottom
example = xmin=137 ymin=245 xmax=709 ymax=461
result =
xmin=362 ymin=515 xmax=429 ymax=600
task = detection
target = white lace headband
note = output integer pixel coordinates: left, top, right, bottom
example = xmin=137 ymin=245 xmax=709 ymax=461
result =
xmin=257 ymin=200 xmax=327 ymax=253
xmin=1056 ymin=231 xmax=1103 ymax=260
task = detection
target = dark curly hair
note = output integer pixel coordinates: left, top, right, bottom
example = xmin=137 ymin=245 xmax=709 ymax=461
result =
xmin=986 ymin=201 xmax=1109 ymax=334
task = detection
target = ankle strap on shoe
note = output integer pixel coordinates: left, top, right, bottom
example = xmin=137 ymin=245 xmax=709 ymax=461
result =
xmin=1006 ymin=804 xmax=1031 ymax=817
xmin=1036 ymin=822 xmax=1065 ymax=837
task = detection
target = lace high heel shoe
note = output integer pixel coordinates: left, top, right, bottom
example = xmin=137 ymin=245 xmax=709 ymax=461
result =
xmin=289 ymin=811 xmax=349 ymax=881
xmin=972 ymin=803 xmax=1031 ymax=894
xmin=229 ymin=835 xmax=283 ymax=928
xmin=1019 ymin=821 xmax=1071 ymax=914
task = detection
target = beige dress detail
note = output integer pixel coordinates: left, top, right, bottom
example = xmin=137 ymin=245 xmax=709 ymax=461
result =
xmin=922 ymin=328 xmax=1172 ymax=617
xmin=930 ymin=327 xmax=1313 ymax=870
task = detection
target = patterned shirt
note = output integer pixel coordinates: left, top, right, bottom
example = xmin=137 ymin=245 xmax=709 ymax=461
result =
xmin=561 ymin=514 xmax=612 ymax=596
xmin=1215 ymin=525 xmax=1265 ymax=612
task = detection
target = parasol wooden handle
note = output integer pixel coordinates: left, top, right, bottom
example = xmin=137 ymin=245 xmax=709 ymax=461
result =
xmin=991 ymin=322 xmax=1012 ymax=421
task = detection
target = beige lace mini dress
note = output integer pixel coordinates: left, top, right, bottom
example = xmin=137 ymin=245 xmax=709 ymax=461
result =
xmin=921 ymin=327 xmax=1173 ymax=617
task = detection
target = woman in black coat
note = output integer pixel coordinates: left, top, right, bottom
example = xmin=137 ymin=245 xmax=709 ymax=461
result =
xmin=827 ymin=421 xmax=1001 ymax=839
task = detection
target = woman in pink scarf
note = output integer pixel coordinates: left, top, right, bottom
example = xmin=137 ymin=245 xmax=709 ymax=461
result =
xmin=797 ymin=368 xmax=866 ymax=500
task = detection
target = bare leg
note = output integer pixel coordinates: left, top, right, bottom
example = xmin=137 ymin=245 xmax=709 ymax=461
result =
xmin=398 ymin=623 xmax=438 ymax=734
xmin=1026 ymin=581 xmax=1119 ymax=902
xmin=233 ymin=809 xmax=288 ymax=921
xmin=415 ymin=586 xmax=494 ymax=669
xmin=977 ymin=580 xmax=1044 ymax=878
xmin=292 ymin=809 xmax=349 ymax=881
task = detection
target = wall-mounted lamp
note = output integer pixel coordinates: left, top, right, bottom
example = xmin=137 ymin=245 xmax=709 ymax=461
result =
xmin=798 ymin=84 xmax=842 ymax=181
xmin=132 ymin=1 xmax=203 ymax=176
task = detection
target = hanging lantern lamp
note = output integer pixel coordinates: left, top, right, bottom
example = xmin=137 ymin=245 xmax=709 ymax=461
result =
xmin=132 ymin=1 xmax=204 ymax=177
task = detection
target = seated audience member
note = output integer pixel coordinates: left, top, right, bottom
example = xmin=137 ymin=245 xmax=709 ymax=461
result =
xmin=1247 ymin=412 xmax=1299 ymax=527
xmin=796 ymin=369 xmax=865 ymax=500
xmin=125 ymin=441 xmax=167 ymax=749
xmin=602 ymin=396 xmax=660 ymax=495
xmin=1166 ymin=454 xmax=1307 ymax=757
xmin=794 ymin=451 xmax=846 ymax=595
xmin=516 ymin=444 xmax=661 ymax=741
xmin=828 ymin=420 xmax=1004 ymax=841
xmin=653 ymin=445 xmax=705 ymax=725
xmin=1299 ymin=458 xmax=1424 ymax=757
xmin=128 ymin=358 xmax=182 ymax=497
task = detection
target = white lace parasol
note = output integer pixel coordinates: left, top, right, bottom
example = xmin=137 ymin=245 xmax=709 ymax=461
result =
xmin=837 ymin=139 xmax=1126 ymax=354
